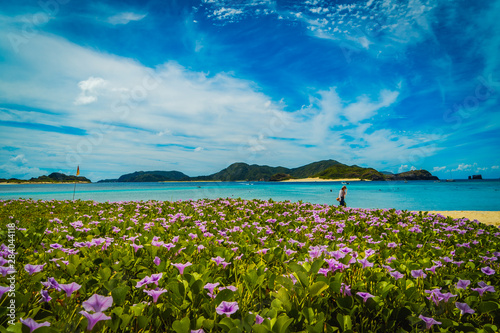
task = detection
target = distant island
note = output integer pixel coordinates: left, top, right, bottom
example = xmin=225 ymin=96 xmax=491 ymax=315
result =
xmin=0 ymin=172 xmax=91 ymax=184
xmin=97 ymin=160 xmax=439 ymax=182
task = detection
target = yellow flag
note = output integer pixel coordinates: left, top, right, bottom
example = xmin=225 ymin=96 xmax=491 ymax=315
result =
xmin=76 ymin=166 xmax=80 ymax=176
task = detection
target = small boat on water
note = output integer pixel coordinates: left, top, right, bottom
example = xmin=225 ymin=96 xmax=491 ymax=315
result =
xmin=341 ymin=181 xmax=350 ymax=185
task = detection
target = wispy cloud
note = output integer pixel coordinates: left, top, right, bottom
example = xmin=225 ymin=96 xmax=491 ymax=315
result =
xmin=107 ymin=12 xmax=147 ymax=25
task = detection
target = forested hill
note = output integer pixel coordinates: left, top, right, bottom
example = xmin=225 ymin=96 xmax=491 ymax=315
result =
xmin=96 ymin=160 xmax=439 ymax=182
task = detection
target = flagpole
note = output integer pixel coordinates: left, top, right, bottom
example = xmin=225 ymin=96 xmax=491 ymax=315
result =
xmin=73 ymin=165 xmax=79 ymax=201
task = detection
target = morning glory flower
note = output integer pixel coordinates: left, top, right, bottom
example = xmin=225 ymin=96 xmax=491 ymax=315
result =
xmin=456 ymin=279 xmax=471 ymax=290
xmin=136 ymin=276 xmax=151 ymax=288
xmin=356 ymin=292 xmax=375 ymax=303
xmin=211 ymin=256 xmax=225 ymax=265
xmin=20 ymin=318 xmax=51 ymax=333
xmin=455 ymin=302 xmax=475 ymax=315
xmin=82 ymin=294 xmax=113 ymax=312
xmin=131 ymin=243 xmax=143 ymax=253
xmin=340 ymin=283 xmax=352 ymax=297
xmin=41 ymin=277 xmax=60 ymax=291
xmin=59 ymin=282 xmax=81 ymax=297
xmin=204 ymin=282 xmax=220 ymax=294
xmin=220 ymin=285 xmax=238 ymax=292
xmin=411 ymin=270 xmax=427 ymax=279
xmin=24 ymin=264 xmax=45 ymax=275
xmin=390 ymin=271 xmax=404 ymax=280
xmin=481 ymin=266 xmax=495 ymax=275
xmin=255 ymin=314 xmax=264 ymax=324
xmin=0 ymin=266 xmax=16 ymax=277
xmin=478 ymin=281 xmax=496 ymax=293
xmin=216 ymin=301 xmax=239 ymax=317
xmin=153 ymin=256 xmax=161 ymax=266
xmin=149 ymin=273 xmax=163 ymax=285
xmin=191 ymin=330 xmax=205 ymax=333
xmin=0 ymin=286 xmax=10 ymax=299
xmin=144 ymin=288 xmax=168 ymax=303
xmin=171 ymin=262 xmax=192 ymax=275
xmin=79 ymin=311 xmax=112 ymax=331
xmin=40 ymin=290 xmax=52 ymax=303
xmin=357 ymin=258 xmax=374 ymax=269
xmin=419 ymin=315 xmax=442 ymax=330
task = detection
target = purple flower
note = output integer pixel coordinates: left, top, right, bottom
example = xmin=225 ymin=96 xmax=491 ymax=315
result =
xmin=440 ymin=292 xmax=457 ymax=303
xmin=419 ymin=315 xmax=442 ymax=330
xmin=59 ymin=282 xmax=81 ymax=297
xmin=356 ymin=292 xmax=374 ymax=303
xmin=0 ymin=286 xmax=10 ymax=298
xmin=481 ymin=266 xmax=496 ymax=275
xmin=136 ymin=276 xmax=151 ymax=288
xmin=216 ymin=301 xmax=239 ymax=317
xmin=144 ymin=288 xmax=168 ymax=303
xmin=0 ymin=266 xmax=16 ymax=277
xmin=390 ymin=271 xmax=404 ymax=280
xmin=340 ymin=283 xmax=351 ymax=296
xmin=80 ymin=311 xmax=111 ymax=331
xmin=20 ymin=318 xmax=51 ymax=333
xmin=220 ymin=285 xmax=238 ymax=292
xmin=191 ymin=330 xmax=205 ymax=333
xmin=456 ymin=279 xmax=470 ymax=290
xmin=82 ymin=294 xmax=113 ymax=312
xmin=131 ymin=243 xmax=143 ymax=253
xmin=411 ymin=270 xmax=427 ymax=279
xmin=255 ymin=314 xmax=264 ymax=324
xmin=172 ymin=262 xmax=192 ymax=275
xmin=40 ymin=289 xmax=52 ymax=303
xmin=41 ymin=277 xmax=60 ymax=291
xmin=211 ymin=256 xmax=225 ymax=265
xmin=357 ymin=258 xmax=374 ymax=269
xmin=204 ymin=282 xmax=220 ymax=294
xmin=455 ymin=302 xmax=475 ymax=315
xmin=24 ymin=264 xmax=45 ymax=275
xmin=150 ymin=273 xmax=163 ymax=285
xmin=478 ymin=281 xmax=496 ymax=293
xmin=153 ymin=256 xmax=161 ymax=266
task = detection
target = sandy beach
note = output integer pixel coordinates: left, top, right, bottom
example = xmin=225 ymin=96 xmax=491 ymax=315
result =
xmin=281 ymin=177 xmax=368 ymax=182
xmin=422 ymin=211 xmax=500 ymax=226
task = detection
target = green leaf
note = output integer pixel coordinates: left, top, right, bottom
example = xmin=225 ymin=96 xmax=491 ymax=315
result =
xmin=478 ymin=301 xmax=499 ymax=313
xmin=309 ymin=281 xmax=328 ymax=297
xmin=111 ymin=286 xmax=129 ymax=306
xmin=272 ymin=315 xmax=293 ymax=333
xmin=98 ymin=266 xmax=112 ymax=281
xmin=172 ymin=317 xmax=191 ymax=333
xmin=336 ymin=314 xmax=352 ymax=332
xmin=215 ymin=288 xmax=234 ymax=303
xmin=203 ymin=319 xmax=215 ymax=331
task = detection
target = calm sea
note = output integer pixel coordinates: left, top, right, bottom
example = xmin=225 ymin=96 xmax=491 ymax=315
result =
xmin=0 ymin=180 xmax=499 ymax=211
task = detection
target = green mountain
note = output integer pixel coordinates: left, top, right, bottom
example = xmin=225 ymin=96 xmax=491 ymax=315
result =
xmin=192 ymin=163 xmax=289 ymax=181
xmin=98 ymin=171 xmax=189 ymax=182
xmin=96 ymin=160 xmax=439 ymax=182
xmin=194 ymin=160 xmax=389 ymax=181
xmin=0 ymin=172 xmax=91 ymax=183
xmin=384 ymin=170 xmax=438 ymax=181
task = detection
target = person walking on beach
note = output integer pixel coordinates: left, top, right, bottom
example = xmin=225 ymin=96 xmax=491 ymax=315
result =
xmin=337 ymin=185 xmax=347 ymax=207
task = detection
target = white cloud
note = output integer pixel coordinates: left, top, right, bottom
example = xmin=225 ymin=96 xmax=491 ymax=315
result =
xmin=432 ymin=166 xmax=446 ymax=172
xmin=0 ymin=18 xmax=442 ymax=181
xmin=398 ymin=165 xmax=409 ymax=173
xmin=74 ymin=77 xmax=107 ymax=105
xmin=10 ymin=154 xmax=28 ymax=165
xmin=107 ymin=12 xmax=147 ymax=25
xmin=492 ymin=165 xmax=499 ymax=170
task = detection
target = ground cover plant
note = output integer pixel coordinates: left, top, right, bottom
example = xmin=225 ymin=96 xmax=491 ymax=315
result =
xmin=0 ymin=198 xmax=499 ymax=333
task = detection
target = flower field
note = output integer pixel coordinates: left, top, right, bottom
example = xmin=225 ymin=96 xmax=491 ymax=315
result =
xmin=1 ymin=198 xmax=499 ymax=332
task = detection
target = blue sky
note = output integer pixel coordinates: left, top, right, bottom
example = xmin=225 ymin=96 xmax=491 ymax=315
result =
xmin=0 ymin=0 xmax=499 ymax=181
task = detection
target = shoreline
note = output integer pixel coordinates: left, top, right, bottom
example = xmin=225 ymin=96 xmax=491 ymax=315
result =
xmin=280 ymin=177 xmax=369 ymax=182
xmin=419 ymin=210 xmax=500 ymax=226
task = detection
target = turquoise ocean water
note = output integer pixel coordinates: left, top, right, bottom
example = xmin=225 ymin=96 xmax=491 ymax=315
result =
xmin=1 ymin=180 xmax=499 ymax=211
